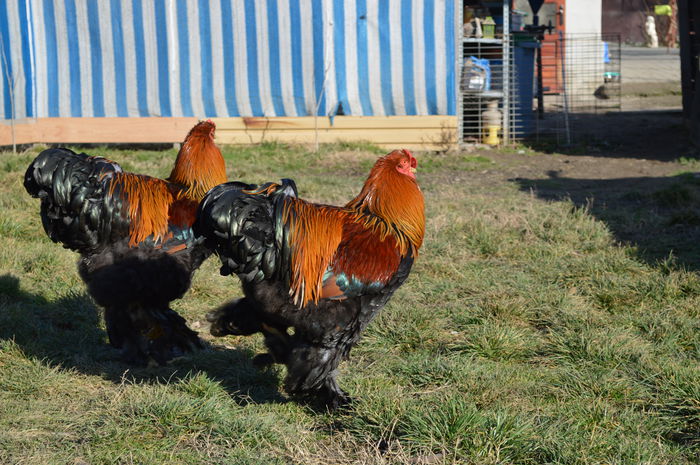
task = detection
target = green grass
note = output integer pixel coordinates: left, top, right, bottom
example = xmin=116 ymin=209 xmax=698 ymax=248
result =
xmin=1 ymin=143 xmax=699 ymax=464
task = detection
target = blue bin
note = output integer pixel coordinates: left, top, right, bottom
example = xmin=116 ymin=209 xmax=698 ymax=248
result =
xmin=513 ymin=41 xmax=537 ymax=136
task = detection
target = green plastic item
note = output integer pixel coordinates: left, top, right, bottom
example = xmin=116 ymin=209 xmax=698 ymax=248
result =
xmin=654 ymin=5 xmax=672 ymax=16
xmin=482 ymin=16 xmax=496 ymax=39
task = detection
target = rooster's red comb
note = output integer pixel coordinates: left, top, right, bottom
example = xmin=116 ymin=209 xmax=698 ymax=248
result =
xmin=187 ymin=120 xmax=216 ymax=137
xmin=401 ymin=149 xmax=417 ymax=168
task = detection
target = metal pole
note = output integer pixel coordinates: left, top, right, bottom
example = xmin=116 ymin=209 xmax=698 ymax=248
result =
xmin=558 ymin=31 xmax=571 ymax=146
xmin=536 ymin=37 xmax=544 ymax=119
xmin=0 ymin=34 xmax=16 ymax=155
xmin=502 ymin=0 xmax=511 ymax=144
xmin=456 ymin=0 xmax=463 ymax=147
xmin=314 ymin=5 xmax=333 ymax=153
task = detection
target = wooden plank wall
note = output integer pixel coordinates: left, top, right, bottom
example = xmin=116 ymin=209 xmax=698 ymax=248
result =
xmin=0 ymin=116 xmax=458 ymax=151
xmin=0 ymin=118 xmax=200 ymax=145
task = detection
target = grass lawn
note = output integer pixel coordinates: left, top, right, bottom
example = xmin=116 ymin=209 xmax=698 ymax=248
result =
xmin=0 ymin=142 xmax=699 ymax=464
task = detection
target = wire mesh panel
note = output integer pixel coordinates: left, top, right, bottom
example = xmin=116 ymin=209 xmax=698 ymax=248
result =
xmin=533 ymin=33 xmax=622 ymax=145
xmin=562 ymin=33 xmax=622 ymax=112
xmin=458 ymin=25 xmax=623 ymax=147
xmin=459 ymin=32 xmax=539 ymax=145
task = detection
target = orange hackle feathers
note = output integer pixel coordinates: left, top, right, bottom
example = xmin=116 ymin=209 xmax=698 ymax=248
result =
xmin=109 ymin=174 xmax=173 ymax=247
xmin=167 ymin=195 xmax=199 ymax=229
xmin=283 ymin=149 xmax=425 ymax=308
xmin=112 ymin=120 xmax=227 ymax=248
xmin=330 ymin=221 xmax=402 ymax=283
xmin=168 ymin=120 xmax=227 ymax=201
xmin=346 ymin=149 xmax=425 ymax=255
xmin=282 ymin=198 xmax=348 ymax=307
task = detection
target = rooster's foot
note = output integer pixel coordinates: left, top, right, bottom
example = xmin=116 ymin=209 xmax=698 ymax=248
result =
xmin=320 ymin=385 xmax=353 ymax=411
xmin=146 ymin=327 xmax=203 ymax=366
xmin=117 ymin=338 xmax=149 ymax=366
xmin=206 ymin=299 xmax=262 ymax=337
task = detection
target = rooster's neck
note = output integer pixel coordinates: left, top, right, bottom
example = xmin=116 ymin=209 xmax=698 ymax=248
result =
xmin=168 ymin=136 xmax=227 ymax=201
xmin=346 ymin=169 xmax=425 ymax=255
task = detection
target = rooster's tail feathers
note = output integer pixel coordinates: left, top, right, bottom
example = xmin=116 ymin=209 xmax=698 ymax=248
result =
xmin=24 ymin=148 xmax=126 ymax=251
xmin=194 ymin=179 xmax=297 ymax=283
xmin=24 ymin=148 xmax=121 ymax=201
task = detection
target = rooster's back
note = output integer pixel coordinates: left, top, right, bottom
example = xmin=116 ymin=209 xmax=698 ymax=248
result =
xmin=24 ymin=148 xmax=129 ymax=253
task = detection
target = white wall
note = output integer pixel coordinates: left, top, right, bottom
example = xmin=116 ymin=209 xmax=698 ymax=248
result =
xmin=565 ymin=0 xmax=602 ymax=35
xmin=565 ymin=0 xmax=604 ymax=101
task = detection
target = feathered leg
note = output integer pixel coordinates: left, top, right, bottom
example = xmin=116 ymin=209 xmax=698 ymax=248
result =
xmin=103 ymin=305 xmax=130 ymax=349
xmin=284 ymin=341 xmax=351 ymax=409
xmin=79 ymin=248 xmax=203 ymax=366
xmin=104 ymin=305 xmax=201 ymax=365
xmin=254 ymin=325 xmax=290 ymax=366
xmin=206 ymin=298 xmax=290 ymax=365
xmin=136 ymin=307 xmax=202 ymax=365
xmin=207 ymin=298 xmax=264 ymax=336
xmin=103 ymin=305 xmax=149 ymax=365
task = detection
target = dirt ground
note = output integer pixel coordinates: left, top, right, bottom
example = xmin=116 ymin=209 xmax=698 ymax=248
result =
xmin=464 ymin=104 xmax=700 ymax=271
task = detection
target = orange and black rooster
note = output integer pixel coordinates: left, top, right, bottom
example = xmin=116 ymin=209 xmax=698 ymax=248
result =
xmin=24 ymin=121 xmax=227 ymax=365
xmin=196 ymin=150 xmax=424 ymax=407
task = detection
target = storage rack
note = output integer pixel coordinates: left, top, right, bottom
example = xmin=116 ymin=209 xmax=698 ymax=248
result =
xmin=458 ymin=1 xmax=515 ymax=145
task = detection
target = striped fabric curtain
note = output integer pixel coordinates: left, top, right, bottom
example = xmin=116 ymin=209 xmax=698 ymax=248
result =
xmin=0 ymin=0 xmax=455 ymax=119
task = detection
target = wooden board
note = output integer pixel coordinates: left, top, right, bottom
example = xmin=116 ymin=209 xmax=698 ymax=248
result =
xmin=0 ymin=117 xmax=199 ymax=145
xmin=0 ymin=116 xmax=457 ymax=150
xmin=211 ymin=115 xmax=457 ymax=130
xmin=216 ymin=129 xmax=450 ymax=143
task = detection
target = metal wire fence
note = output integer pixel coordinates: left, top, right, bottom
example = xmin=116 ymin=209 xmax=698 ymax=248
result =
xmin=459 ymin=32 xmax=623 ymax=146
xmin=533 ymin=33 xmax=623 ymax=145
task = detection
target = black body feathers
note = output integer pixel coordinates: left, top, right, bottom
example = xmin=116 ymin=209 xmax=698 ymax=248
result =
xmin=25 ymin=147 xmax=206 ymax=365
xmin=195 ymin=179 xmax=297 ymax=285
xmin=24 ymin=148 xmax=128 ymax=254
xmin=196 ymin=177 xmax=418 ymax=408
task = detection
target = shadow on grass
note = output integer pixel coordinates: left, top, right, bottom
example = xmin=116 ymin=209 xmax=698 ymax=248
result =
xmin=519 ymin=110 xmax=694 ymax=161
xmin=513 ymin=171 xmax=700 ymax=271
xmin=0 ymin=273 xmax=285 ymax=405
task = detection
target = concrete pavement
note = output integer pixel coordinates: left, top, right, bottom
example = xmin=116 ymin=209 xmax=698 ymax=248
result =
xmin=621 ymin=46 xmax=680 ymax=83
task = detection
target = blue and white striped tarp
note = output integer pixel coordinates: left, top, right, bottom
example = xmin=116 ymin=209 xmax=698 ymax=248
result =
xmin=1 ymin=0 xmax=455 ymax=119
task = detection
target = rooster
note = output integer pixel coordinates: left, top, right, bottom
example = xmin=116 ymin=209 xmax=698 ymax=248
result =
xmin=196 ymin=149 xmax=424 ymax=407
xmin=24 ymin=121 xmax=227 ymax=365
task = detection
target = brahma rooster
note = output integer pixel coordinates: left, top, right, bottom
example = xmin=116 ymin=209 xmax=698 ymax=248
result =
xmin=196 ymin=149 xmax=424 ymax=407
xmin=24 ymin=121 xmax=227 ymax=365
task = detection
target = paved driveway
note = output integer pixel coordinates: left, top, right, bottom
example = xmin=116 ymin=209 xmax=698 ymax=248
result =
xmin=621 ymin=46 xmax=680 ymax=83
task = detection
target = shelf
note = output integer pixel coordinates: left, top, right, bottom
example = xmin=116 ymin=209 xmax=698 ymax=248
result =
xmin=462 ymin=90 xmax=503 ymax=99
xmin=462 ymin=38 xmax=503 ymax=44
